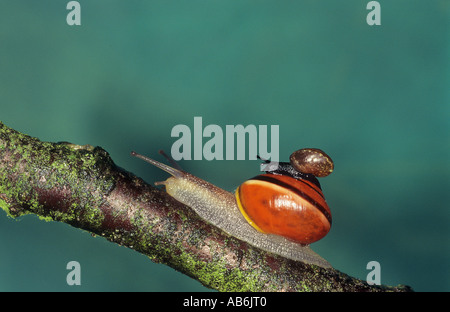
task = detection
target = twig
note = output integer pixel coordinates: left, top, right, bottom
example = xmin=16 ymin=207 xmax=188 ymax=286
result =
xmin=0 ymin=121 xmax=413 ymax=292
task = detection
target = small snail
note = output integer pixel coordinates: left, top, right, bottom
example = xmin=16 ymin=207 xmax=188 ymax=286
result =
xmin=131 ymin=148 xmax=334 ymax=268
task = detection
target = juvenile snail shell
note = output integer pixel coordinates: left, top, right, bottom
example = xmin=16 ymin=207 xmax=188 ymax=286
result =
xmin=290 ymin=148 xmax=334 ymax=178
xmin=131 ymin=149 xmax=333 ymax=268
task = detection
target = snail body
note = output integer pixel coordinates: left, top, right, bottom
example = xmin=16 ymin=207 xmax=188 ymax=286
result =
xmin=131 ymin=149 xmax=333 ymax=268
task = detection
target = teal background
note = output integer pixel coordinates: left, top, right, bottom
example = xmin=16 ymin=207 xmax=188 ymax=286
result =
xmin=0 ymin=1 xmax=448 ymax=292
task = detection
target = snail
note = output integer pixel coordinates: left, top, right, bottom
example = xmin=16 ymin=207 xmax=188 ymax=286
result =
xmin=131 ymin=148 xmax=334 ymax=268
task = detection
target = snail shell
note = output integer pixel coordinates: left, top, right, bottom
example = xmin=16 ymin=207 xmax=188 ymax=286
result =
xmin=290 ymin=148 xmax=334 ymax=178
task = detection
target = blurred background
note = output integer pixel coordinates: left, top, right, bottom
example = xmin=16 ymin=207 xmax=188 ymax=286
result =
xmin=0 ymin=0 xmax=448 ymax=291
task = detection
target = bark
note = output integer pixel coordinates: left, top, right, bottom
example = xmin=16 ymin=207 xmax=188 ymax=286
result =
xmin=0 ymin=121 xmax=412 ymax=292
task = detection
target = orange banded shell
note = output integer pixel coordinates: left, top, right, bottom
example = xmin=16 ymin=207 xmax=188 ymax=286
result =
xmin=236 ymin=174 xmax=331 ymax=244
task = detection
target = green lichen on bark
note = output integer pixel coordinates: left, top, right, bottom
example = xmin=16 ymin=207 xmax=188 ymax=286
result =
xmin=0 ymin=122 xmax=114 ymax=229
xmin=0 ymin=121 xmax=413 ymax=292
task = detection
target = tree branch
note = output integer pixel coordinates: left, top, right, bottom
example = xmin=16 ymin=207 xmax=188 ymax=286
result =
xmin=0 ymin=121 xmax=412 ymax=292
